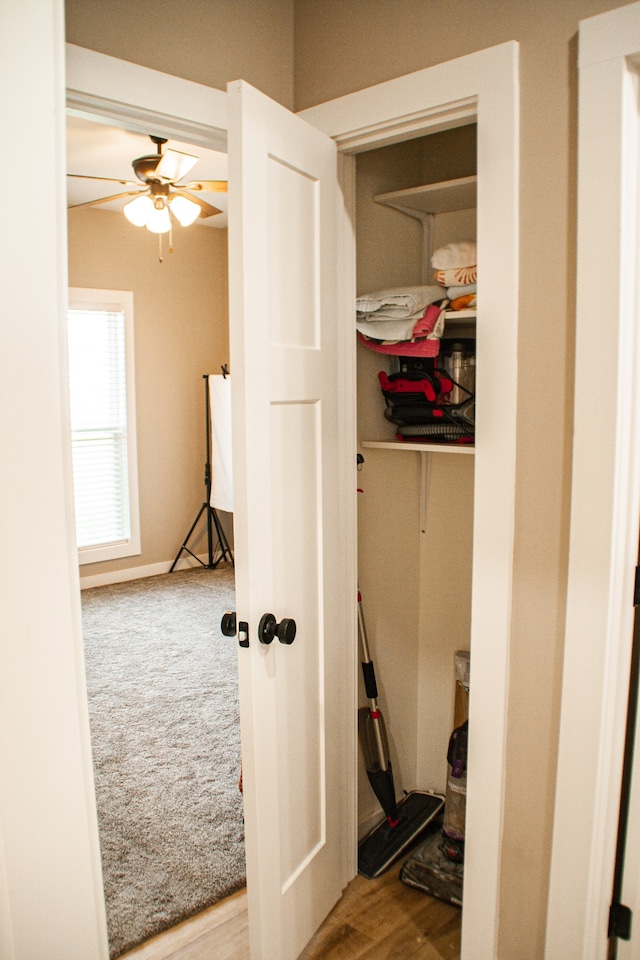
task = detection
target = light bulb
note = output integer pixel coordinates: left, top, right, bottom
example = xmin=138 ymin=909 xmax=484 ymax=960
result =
xmin=123 ymin=194 xmax=153 ymax=226
xmin=169 ymin=194 xmax=201 ymax=227
xmin=145 ymin=200 xmax=171 ymax=234
xmin=156 ymin=149 xmax=198 ymax=183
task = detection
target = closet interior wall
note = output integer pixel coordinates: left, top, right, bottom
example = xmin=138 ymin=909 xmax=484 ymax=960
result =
xmin=355 ymin=125 xmax=478 ymax=834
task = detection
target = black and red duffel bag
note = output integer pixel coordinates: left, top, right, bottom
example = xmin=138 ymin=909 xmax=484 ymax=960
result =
xmin=378 ymin=365 xmax=475 ymax=443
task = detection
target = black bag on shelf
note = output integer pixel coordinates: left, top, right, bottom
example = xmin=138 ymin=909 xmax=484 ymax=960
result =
xmin=378 ymin=363 xmax=475 ymax=443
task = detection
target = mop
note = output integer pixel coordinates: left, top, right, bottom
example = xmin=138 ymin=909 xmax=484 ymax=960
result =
xmin=357 ymin=593 xmax=443 ymax=879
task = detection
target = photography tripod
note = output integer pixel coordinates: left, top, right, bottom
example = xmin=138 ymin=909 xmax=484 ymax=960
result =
xmin=170 ymin=373 xmax=234 ymax=572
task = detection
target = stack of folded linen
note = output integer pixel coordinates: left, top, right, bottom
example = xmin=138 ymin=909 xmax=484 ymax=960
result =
xmin=355 ymin=284 xmax=447 ymax=357
xmin=432 ymin=240 xmax=476 ymax=311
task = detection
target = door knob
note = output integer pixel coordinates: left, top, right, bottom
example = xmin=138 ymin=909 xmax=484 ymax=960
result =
xmin=258 ymin=613 xmax=297 ymax=645
xmin=221 ymin=611 xmax=249 ymax=647
xmin=221 ymin=612 xmax=236 ymax=636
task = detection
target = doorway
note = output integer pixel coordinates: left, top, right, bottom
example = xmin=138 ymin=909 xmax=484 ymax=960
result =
xmin=65 ymin=110 xmax=241 ymax=953
xmin=353 ymin=126 xmax=476 ymax=936
xmin=66 ymin=39 xmax=519 ymax=960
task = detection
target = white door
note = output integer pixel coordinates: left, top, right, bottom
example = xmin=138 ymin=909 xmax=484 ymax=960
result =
xmin=227 ymin=80 xmax=351 ymax=960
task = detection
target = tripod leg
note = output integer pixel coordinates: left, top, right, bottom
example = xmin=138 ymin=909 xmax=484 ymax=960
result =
xmin=169 ymin=503 xmax=207 ymax=572
xmin=210 ymin=508 xmax=234 ymax=568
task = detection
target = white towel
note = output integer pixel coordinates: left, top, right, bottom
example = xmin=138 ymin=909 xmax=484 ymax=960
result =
xmin=431 ymin=241 xmax=477 ymax=270
xmin=446 ymin=283 xmax=477 ymax=299
xmin=356 ymin=285 xmax=443 ymax=320
xmin=356 ymin=315 xmax=432 ymax=341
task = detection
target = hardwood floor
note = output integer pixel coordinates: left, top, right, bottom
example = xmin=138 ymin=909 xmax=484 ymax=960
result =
xmin=120 ymin=857 xmax=461 ymax=960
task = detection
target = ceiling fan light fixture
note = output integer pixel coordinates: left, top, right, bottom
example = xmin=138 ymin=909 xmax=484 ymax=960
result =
xmin=123 ymin=194 xmax=154 ymax=227
xmin=169 ymin=194 xmax=201 ymax=226
xmin=145 ymin=200 xmax=172 ymax=234
xmin=155 ymin=149 xmax=198 ymax=184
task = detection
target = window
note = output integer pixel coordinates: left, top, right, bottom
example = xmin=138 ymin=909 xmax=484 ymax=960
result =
xmin=67 ymin=288 xmax=140 ymax=564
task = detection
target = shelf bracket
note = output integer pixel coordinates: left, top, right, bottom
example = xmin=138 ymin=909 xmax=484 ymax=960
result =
xmin=420 ymin=451 xmax=432 ymax=535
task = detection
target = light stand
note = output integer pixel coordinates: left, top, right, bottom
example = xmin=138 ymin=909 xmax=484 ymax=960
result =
xmin=170 ymin=373 xmax=234 ymax=572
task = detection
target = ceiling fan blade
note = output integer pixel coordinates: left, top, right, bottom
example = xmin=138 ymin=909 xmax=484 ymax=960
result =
xmin=67 ymin=174 xmax=140 ymax=187
xmin=67 ymin=190 xmax=146 ymax=211
xmin=173 ymin=190 xmax=222 ymax=218
xmin=182 ymin=179 xmax=228 ymax=193
xmin=155 ymin=149 xmax=198 ymax=183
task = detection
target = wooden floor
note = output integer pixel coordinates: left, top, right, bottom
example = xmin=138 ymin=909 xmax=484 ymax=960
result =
xmin=120 ymin=856 xmax=461 ymax=960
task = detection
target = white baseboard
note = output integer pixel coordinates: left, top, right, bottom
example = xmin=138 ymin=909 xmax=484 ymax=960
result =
xmin=358 ymin=805 xmax=386 ymax=841
xmin=79 ymin=553 xmax=225 ymax=589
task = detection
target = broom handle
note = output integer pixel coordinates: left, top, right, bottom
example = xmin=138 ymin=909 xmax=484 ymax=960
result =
xmin=357 ymin=595 xmax=389 ymax=772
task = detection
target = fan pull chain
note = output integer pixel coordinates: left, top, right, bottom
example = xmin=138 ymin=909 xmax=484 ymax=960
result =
xmin=168 ymin=222 xmax=174 ymax=256
xmin=158 ymin=232 xmax=163 ymax=263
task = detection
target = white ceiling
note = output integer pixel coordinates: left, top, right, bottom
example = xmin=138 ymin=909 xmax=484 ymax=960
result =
xmin=66 ymin=115 xmax=229 ymax=228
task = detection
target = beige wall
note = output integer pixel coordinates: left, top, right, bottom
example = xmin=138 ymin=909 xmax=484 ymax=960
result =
xmin=68 ymin=208 xmax=229 ymax=580
xmin=64 ymin=0 xmax=638 ymax=956
xmin=65 ymin=0 xmax=295 ymax=110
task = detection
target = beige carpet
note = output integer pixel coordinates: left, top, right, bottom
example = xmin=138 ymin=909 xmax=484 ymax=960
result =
xmin=81 ymin=565 xmax=245 ymax=958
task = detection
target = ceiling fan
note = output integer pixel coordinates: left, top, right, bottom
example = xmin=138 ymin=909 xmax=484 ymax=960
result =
xmin=67 ymin=135 xmax=228 ymax=235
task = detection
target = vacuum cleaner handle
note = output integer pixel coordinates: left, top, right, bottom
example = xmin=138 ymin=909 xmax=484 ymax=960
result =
xmin=357 ymin=593 xmax=390 ymax=774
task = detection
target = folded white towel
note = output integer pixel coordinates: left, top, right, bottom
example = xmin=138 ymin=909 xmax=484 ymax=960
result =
xmin=357 ymin=311 xmax=445 ymax=343
xmin=356 ymin=285 xmax=443 ymax=320
xmin=356 ymin=316 xmax=423 ymax=341
xmin=446 ymin=283 xmax=477 ymax=299
xmin=431 ymin=240 xmax=477 ymax=270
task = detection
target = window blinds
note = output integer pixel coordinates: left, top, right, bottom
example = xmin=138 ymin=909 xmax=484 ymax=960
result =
xmin=67 ymin=307 xmax=130 ymax=549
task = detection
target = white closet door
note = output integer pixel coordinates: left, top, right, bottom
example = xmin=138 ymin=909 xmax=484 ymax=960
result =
xmin=227 ymin=79 xmax=348 ymax=960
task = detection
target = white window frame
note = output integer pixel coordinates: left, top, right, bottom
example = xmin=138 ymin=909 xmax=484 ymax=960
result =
xmin=67 ymin=287 xmax=141 ymax=564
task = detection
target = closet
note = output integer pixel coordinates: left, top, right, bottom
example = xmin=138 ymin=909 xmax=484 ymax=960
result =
xmin=354 ymin=125 xmax=477 ymax=852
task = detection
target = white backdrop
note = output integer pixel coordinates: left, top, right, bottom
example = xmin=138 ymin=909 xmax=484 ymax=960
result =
xmin=208 ymin=374 xmax=233 ymax=512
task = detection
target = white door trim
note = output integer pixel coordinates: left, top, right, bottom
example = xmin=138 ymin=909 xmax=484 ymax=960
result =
xmin=546 ymin=4 xmax=640 ymax=958
xmin=1 ymin=12 xmax=109 ymax=960
xmin=66 ymin=43 xmax=228 ymax=149
xmin=301 ymin=41 xmax=519 ymax=960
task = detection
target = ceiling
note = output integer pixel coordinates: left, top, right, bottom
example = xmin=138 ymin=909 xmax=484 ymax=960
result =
xmin=66 ymin=115 xmax=229 ymax=228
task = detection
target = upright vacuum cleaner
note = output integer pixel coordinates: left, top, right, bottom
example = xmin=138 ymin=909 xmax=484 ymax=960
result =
xmin=357 ymin=593 xmax=444 ymax=878
xmin=399 ymin=651 xmax=470 ymax=906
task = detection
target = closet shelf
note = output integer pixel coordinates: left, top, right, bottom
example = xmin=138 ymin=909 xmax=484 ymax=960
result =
xmin=374 ymin=175 xmax=477 ymax=217
xmin=373 ymin=175 xmax=477 ymax=287
xmin=361 ymin=440 xmax=475 ymax=455
xmin=366 ymin=175 xmax=476 ymax=454
xmin=443 ymin=308 xmax=476 ymax=322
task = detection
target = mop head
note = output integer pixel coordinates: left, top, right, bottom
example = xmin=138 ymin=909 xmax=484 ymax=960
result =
xmin=399 ymin=816 xmax=464 ymax=906
xmin=358 ymin=790 xmax=444 ymax=879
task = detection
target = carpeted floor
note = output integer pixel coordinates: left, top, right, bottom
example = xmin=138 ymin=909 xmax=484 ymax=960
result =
xmin=81 ymin=565 xmax=245 ymax=959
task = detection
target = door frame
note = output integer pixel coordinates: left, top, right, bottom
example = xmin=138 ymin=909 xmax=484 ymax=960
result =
xmin=300 ymin=41 xmax=519 ymax=959
xmin=546 ymin=4 xmax=640 ymax=958
xmin=63 ymin=39 xmax=519 ymax=960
